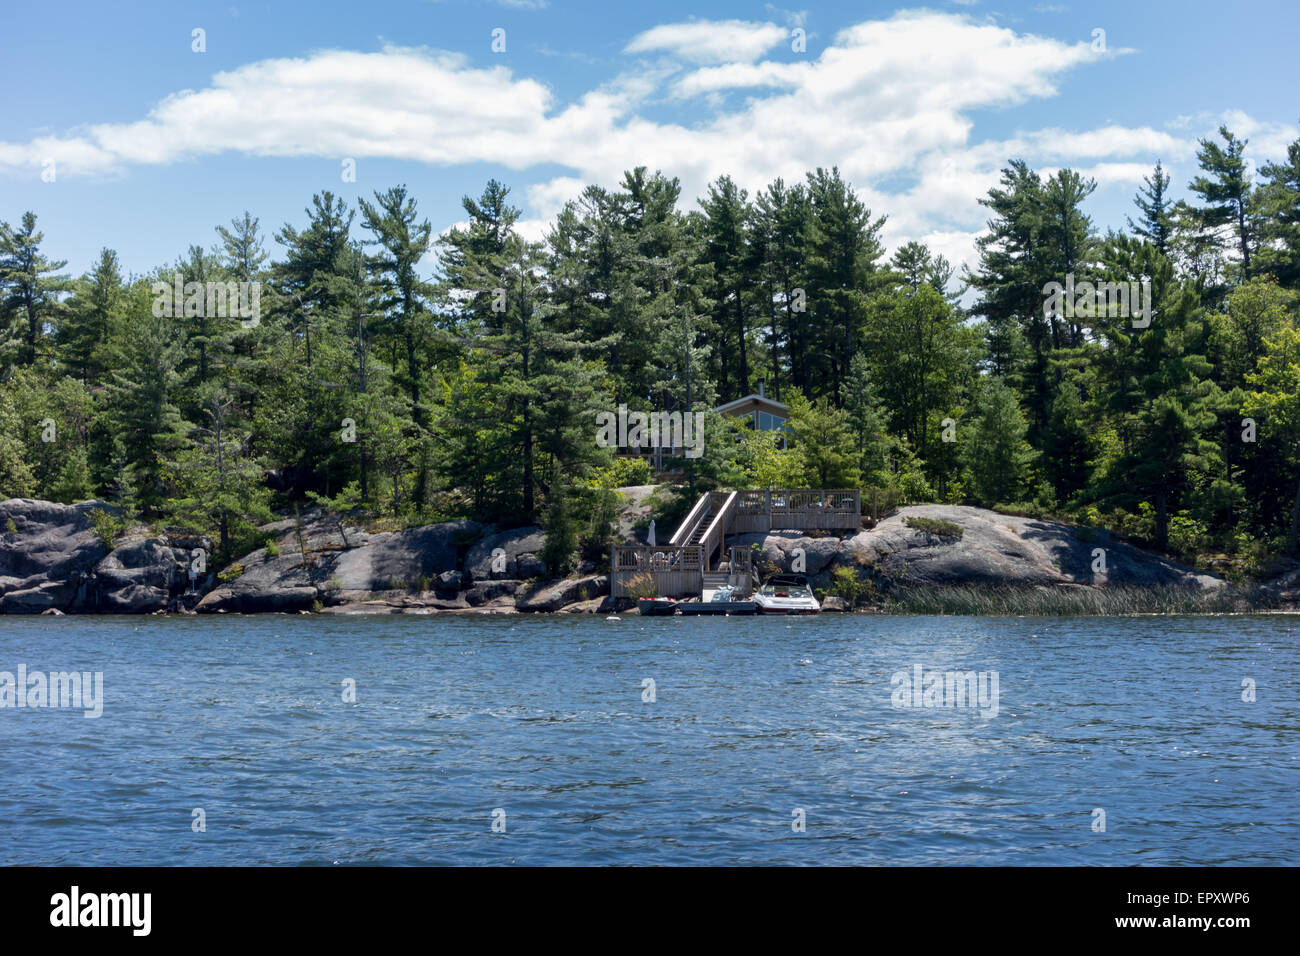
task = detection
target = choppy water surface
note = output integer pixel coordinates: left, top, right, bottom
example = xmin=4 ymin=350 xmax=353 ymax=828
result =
xmin=0 ymin=613 xmax=1295 ymax=865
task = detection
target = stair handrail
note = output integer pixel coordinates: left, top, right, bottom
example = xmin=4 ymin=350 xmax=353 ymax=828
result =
xmin=669 ymin=491 xmax=712 ymax=547
xmin=698 ymin=490 xmax=738 ymax=569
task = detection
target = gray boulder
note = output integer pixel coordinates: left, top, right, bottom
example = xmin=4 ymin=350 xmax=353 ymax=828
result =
xmin=101 ymin=584 xmax=169 ymax=613
xmin=0 ymin=580 xmax=75 ymax=613
xmin=328 ymin=520 xmax=482 ymax=592
xmin=196 ymin=585 xmax=318 ymax=614
xmin=465 ymin=580 xmax=521 ymax=607
xmin=435 ymin=570 xmax=464 ymax=597
xmin=840 ymin=506 xmax=1223 ymax=591
xmin=95 ymin=538 xmax=186 ymax=592
xmin=0 ymin=499 xmax=110 ymax=583
xmin=515 ymin=553 xmax=548 ymax=580
xmin=516 ymin=575 xmax=608 ymax=612
xmin=465 ymin=527 xmax=545 ymax=582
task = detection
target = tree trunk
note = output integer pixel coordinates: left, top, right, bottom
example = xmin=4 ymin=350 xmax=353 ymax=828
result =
xmin=1288 ymin=470 xmax=1300 ymax=556
xmin=735 ymin=288 xmax=748 ymax=394
xmin=1155 ymin=486 xmax=1169 ymax=551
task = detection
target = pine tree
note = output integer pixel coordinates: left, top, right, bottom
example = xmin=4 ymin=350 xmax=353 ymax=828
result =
xmin=1256 ymin=135 xmax=1300 ymax=289
xmin=437 ymin=180 xmax=606 ymax=522
xmin=697 ymin=175 xmax=759 ymax=398
xmin=59 ymin=248 xmax=124 ymax=384
xmin=0 ymin=212 xmax=69 ymax=368
xmin=840 ymin=353 xmax=891 ymax=485
xmin=104 ymin=288 xmax=191 ymax=514
xmin=1244 ymin=324 xmax=1300 ymax=553
xmin=1089 ymin=237 xmax=1223 ymax=549
xmin=216 ymin=212 xmax=269 ymax=282
xmin=970 ymin=162 xmax=1050 ymax=426
xmin=1127 ymin=160 xmax=1174 ymax=257
xmin=964 ymin=377 xmax=1037 ymax=507
xmin=1188 ymin=125 xmax=1258 ymax=281
xmin=803 ymin=167 xmax=887 ymax=399
xmin=163 ymin=385 xmax=271 ymax=555
xmin=785 ymin=391 xmax=861 ymax=488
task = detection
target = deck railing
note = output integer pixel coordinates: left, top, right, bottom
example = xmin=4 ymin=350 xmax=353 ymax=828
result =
xmin=668 ymin=491 xmax=713 ymax=548
xmin=727 ymin=489 xmax=861 ymax=533
xmin=725 ymin=546 xmax=754 ymax=596
xmin=610 ymin=545 xmax=704 ymax=598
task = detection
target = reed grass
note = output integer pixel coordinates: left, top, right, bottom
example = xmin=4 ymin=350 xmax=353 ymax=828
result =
xmin=878 ymin=584 xmax=1276 ymax=616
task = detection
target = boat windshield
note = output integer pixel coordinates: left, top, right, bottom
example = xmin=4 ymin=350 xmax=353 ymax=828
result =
xmin=761 ymin=581 xmax=811 ymax=598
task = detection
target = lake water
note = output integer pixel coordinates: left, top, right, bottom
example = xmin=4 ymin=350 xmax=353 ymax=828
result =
xmin=1 ymin=613 xmax=1295 ymax=865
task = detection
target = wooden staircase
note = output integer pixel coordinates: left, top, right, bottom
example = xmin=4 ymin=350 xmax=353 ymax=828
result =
xmin=613 ymin=488 xmax=863 ymax=599
xmin=670 ymin=491 xmax=738 ymax=570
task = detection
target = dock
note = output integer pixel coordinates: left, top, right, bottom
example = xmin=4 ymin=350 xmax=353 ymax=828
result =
xmin=611 ymin=488 xmax=879 ymax=602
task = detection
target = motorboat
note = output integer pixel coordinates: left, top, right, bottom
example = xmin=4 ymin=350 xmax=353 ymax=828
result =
xmin=753 ymin=574 xmax=820 ymax=615
xmin=636 ymin=596 xmax=680 ymax=616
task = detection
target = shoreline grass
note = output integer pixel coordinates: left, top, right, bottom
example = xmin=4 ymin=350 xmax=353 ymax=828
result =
xmin=875 ymin=584 xmax=1277 ymax=616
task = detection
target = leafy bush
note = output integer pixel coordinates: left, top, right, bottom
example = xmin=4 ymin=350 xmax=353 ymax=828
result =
xmin=904 ymin=516 xmax=963 ymax=539
xmin=88 ymin=507 xmax=126 ymax=551
xmin=830 ymin=566 xmax=872 ymax=605
xmin=4 ymin=517 xmax=16 ymax=534
xmin=1168 ymin=511 xmax=1211 ymax=556
xmin=264 ymin=539 xmax=281 ymax=558
xmin=591 ymin=457 xmax=652 ymax=489
xmin=218 ymin=563 xmax=244 ymax=583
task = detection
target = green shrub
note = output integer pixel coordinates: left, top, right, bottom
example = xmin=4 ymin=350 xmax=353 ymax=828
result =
xmin=88 ymin=508 xmax=126 ymax=551
xmin=904 ymin=516 xmax=963 ymax=539
xmin=1168 ymin=511 xmax=1211 ymax=556
xmin=830 ymin=566 xmax=872 ymax=605
xmin=218 ymin=563 xmax=244 ymax=583
xmin=4 ymin=517 xmax=16 ymax=534
xmin=264 ymin=539 xmax=281 ymax=558
xmin=592 ymin=457 xmax=652 ymax=489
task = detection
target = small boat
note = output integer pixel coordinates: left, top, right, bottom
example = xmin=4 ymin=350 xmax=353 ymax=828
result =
xmin=636 ymin=597 xmax=680 ymax=616
xmin=753 ymin=574 xmax=820 ymax=615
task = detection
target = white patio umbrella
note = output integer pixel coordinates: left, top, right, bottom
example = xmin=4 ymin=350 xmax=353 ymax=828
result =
xmin=647 ymin=519 xmax=656 ymax=547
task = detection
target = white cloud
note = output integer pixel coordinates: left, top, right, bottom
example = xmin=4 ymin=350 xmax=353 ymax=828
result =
xmin=1 ymin=11 xmax=1291 ymax=272
xmin=624 ymin=19 xmax=788 ymax=64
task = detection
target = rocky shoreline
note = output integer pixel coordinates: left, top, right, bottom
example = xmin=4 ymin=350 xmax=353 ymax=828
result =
xmin=3 ymin=497 xmax=1297 ymax=616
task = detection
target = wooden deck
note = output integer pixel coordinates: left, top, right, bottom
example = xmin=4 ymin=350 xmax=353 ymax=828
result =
xmin=614 ymin=489 xmax=872 ymax=600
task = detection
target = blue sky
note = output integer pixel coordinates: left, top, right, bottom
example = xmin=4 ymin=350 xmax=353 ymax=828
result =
xmin=1 ymin=0 xmax=1296 ymax=281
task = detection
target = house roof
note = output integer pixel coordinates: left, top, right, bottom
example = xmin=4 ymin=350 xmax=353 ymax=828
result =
xmin=713 ymin=393 xmax=791 ymax=417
